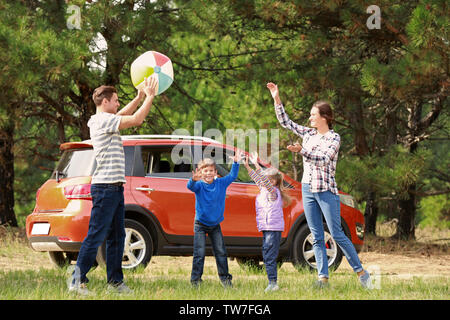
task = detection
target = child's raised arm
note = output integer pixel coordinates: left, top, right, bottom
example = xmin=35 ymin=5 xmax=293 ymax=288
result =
xmin=245 ymin=152 xmax=277 ymax=201
xmin=220 ymin=152 xmax=241 ymax=186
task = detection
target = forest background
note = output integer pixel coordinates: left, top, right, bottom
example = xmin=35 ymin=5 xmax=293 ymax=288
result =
xmin=0 ymin=0 xmax=448 ymax=240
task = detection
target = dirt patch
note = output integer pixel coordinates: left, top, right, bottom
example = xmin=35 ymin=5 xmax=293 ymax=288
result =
xmin=338 ymin=252 xmax=450 ymax=279
xmin=338 ymin=232 xmax=449 ymax=278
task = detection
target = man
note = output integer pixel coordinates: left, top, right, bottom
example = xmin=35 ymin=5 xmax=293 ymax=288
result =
xmin=69 ymin=77 xmax=157 ymax=295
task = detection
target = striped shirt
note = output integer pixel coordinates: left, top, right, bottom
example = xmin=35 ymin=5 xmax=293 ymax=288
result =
xmin=274 ymin=103 xmax=340 ymax=194
xmin=87 ymin=112 xmax=126 ymax=184
xmin=248 ymin=167 xmax=278 ymax=201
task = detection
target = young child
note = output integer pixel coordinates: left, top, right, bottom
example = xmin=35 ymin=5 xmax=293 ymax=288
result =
xmin=187 ymin=153 xmax=241 ymax=288
xmin=243 ymin=152 xmax=291 ymax=292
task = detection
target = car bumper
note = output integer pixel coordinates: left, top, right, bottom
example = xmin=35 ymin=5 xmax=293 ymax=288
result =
xmin=28 ymin=236 xmax=82 ymax=252
xmin=26 ymin=200 xmax=92 ymax=251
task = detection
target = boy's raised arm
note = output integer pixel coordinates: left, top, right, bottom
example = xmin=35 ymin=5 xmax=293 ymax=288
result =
xmin=221 ymin=151 xmax=242 ymax=185
xmin=220 ymin=161 xmax=240 ymax=187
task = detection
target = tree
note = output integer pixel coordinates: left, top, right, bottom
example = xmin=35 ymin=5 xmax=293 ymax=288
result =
xmin=3 ymin=0 xmax=250 ymax=225
xmin=1 ymin=0 xmax=191 ymax=225
xmin=0 ymin=1 xmax=38 ymax=226
xmin=360 ymin=2 xmax=449 ymax=238
xmin=179 ymin=0 xmax=449 ymax=239
xmin=2 ymin=0 xmax=448 ymax=238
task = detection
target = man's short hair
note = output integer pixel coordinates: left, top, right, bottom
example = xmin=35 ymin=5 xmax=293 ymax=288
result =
xmin=92 ymin=85 xmax=117 ymax=106
xmin=198 ymin=158 xmax=216 ymax=170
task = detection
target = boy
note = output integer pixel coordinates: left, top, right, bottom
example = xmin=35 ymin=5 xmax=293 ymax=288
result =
xmin=69 ymin=77 xmax=157 ymax=295
xmin=187 ymin=153 xmax=241 ymax=287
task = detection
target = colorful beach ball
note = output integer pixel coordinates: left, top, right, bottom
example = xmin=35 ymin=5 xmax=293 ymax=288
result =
xmin=130 ymin=51 xmax=174 ymax=95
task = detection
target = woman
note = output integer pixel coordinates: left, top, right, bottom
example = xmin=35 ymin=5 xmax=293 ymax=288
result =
xmin=266 ymin=82 xmax=372 ymax=289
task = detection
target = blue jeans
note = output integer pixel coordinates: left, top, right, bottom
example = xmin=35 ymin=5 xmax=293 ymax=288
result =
xmin=302 ymin=184 xmax=363 ymax=279
xmin=75 ymin=184 xmax=125 ymax=285
xmin=262 ymin=231 xmax=282 ymax=282
xmin=191 ymin=221 xmax=232 ymax=284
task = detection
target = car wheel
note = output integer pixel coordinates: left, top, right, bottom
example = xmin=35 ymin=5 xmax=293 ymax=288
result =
xmin=96 ymin=219 xmax=153 ymax=270
xmin=292 ymin=224 xmax=343 ymax=272
xmin=48 ymin=251 xmax=97 ymax=269
xmin=48 ymin=251 xmax=72 ymax=267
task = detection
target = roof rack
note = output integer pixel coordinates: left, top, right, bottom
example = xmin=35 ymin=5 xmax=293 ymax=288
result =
xmin=120 ymin=134 xmax=221 ymax=144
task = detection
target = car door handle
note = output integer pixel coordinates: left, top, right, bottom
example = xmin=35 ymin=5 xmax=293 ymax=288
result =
xmin=135 ymin=187 xmax=155 ymax=192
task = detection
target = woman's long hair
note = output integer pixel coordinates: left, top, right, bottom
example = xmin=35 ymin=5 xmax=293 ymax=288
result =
xmin=312 ymin=100 xmax=334 ymax=129
xmin=262 ymin=168 xmax=292 ymax=208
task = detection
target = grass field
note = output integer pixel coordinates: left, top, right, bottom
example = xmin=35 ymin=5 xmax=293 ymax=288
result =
xmin=0 ymin=226 xmax=448 ymax=300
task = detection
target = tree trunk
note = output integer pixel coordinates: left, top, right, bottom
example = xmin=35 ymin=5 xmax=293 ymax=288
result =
xmin=396 ymin=183 xmax=416 ymax=240
xmin=364 ymin=191 xmax=378 ymax=235
xmin=394 ymin=101 xmax=421 ymax=239
xmin=0 ymin=118 xmax=17 ymax=227
xmin=384 ymin=104 xmax=399 ymax=221
xmin=348 ymin=98 xmax=370 ymax=157
xmin=346 ymin=95 xmax=378 ymax=235
xmin=75 ymin=80 xmax=96 ymax=140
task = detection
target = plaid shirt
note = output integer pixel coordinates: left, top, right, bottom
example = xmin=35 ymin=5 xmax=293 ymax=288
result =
xmin=274 ymin=103 xmax=340 ymax=194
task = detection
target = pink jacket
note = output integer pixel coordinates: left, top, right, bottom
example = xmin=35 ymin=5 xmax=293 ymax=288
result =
xmin=255 ymin=187 xmax=284 ymax=232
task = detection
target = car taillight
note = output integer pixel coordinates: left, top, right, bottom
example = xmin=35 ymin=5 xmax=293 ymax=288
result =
xmin=58 ymin=236 xmax=73 ymax=242
xmin=64 ymin=184 xmax=92 ymax=200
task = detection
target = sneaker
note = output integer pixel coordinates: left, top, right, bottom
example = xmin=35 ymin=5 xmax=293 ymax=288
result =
xmin=312 ymin=279 xmax=330 ymax=289
xmin=191 ymin=279 xmax=202 ymax=288
xmin=264 ymin=282 xmax=280 ymax=293
xmin=107 ymin=282 xmax=133 ymax=294
xmin=68 ymin=282 xmax=90 ymax=296
xmin=221 ymin=279 xmax=233 ymax=289
xmin=358 ymin=270 xmax=373 ymax=289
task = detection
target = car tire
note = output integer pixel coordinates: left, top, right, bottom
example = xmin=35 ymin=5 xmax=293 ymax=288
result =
xmin=96 ymin=218 xmax=153 ymax=270
xmin=291 ymin=223 xmax=343 ymax=272
xmin=48 ymin=251 xmax=98 ymax=269
xmin=48 ymin=251 xmax=72 ymax=267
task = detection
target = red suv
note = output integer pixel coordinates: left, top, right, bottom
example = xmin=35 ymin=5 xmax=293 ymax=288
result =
xmin=26 ymin=135 xmax=365 ymax=271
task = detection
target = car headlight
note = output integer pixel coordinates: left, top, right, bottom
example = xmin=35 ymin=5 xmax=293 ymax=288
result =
xmin=356 ymin=223 xmax=365 ymax=240
xmin=339 ymin=194 xmax=356 ymax=208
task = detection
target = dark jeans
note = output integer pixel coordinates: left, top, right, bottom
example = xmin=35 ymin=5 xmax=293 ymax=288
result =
xmin=191 ymin=221 xmax=232 ymax=285
xmin=262 ymin=231 xmax=282 ymax=282
xmin=75 ymin=183 xmax=125 ymax=285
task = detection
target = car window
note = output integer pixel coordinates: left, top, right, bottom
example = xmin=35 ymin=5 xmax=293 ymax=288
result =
xmin=52 ymin=146 xmax=134 ymax=179
xmin=206 ymin=147 xmax=293 ymax=188
xmin=140 ymin=146 xmax=192 ymax=178
xmin=218 ymin=158 xmax=254 ymax=183
xmin=197 ymin=146 xmax=254 ymax=183
xmin=52 ymin=148 xmax=95 ymax=179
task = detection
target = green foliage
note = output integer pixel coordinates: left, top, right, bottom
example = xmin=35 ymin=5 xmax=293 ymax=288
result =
xmin=418 ymin=195 xmax=450 ymax=229
xmin=406 ymin=1 xmax=449 ymax=49
xmin=337 ymin=145 xmax=431 ymax=201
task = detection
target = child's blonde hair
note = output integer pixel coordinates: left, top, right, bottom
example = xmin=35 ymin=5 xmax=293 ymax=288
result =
xmin=262 ymin=168 xmax=292 ymax=208
xmin=198 ymin=158 xmax=216 ymax=170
